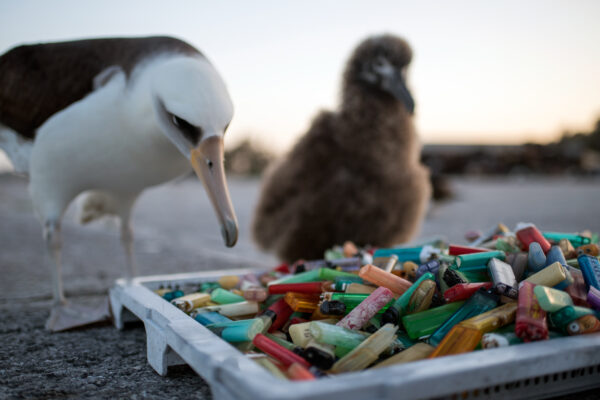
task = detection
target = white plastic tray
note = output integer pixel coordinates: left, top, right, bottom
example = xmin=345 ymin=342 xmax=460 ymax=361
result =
xmin=109 ymin=270 xmax=600 ymax=400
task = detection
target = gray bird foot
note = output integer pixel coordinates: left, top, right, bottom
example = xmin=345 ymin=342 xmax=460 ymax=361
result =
xmin=45 ymin=298 xmax=111 ymax=332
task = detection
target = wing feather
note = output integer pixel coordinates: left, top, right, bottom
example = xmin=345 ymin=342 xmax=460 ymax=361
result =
xmin=0 ymin=36 xmax=200 ymax=139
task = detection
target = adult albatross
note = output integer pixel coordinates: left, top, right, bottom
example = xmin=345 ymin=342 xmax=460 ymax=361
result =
xmin=0 ymin=36 xmax=238 ymax=331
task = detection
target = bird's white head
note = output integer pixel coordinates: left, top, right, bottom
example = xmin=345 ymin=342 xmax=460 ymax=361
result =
xmin=150 ymin=56 xmax=238 ymax=247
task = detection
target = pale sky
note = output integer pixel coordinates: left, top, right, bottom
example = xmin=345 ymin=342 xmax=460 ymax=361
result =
xmin=1 ymin=0 xmax=600 ymax=155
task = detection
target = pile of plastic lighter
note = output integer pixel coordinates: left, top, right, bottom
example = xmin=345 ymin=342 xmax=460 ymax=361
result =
xmin=155 ymin=222 xmax=600 ymax=380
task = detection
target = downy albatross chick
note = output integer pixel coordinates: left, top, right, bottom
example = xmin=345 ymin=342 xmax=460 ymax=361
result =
xmin=253 ymin=34 xmax=431 ymax=262
xmin=0 ymin=36 xmax=238 ymax=331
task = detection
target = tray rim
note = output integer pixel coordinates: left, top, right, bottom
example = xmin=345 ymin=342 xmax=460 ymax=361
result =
xmin=110 ymin=269 xmax=600 ymax=400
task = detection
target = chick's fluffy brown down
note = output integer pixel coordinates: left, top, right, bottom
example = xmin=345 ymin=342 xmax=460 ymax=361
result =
xmin=253 ymin=35 xmax=431 ymax=262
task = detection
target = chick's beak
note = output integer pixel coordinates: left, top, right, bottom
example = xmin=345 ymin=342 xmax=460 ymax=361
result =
xmin=384 ymin=71 xmax=415 ymax=114
xmin=190 ymin=136 xmax=238 ymax=247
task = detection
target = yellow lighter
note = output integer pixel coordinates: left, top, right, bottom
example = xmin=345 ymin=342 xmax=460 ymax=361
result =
xmin=374 ymin=342 xmax=435 ymax=368
xmin=428 ymin=325 xmax=483 ymax=358
xmin=524 ymin=262 xmax=566 ymax=287
xmin=460 ymin=302 xmax=518 ymax=333
xmin=284 ymin=292 xmax=321 ymax=313
xmin=171 ymin=292 xmax=211 ymax=313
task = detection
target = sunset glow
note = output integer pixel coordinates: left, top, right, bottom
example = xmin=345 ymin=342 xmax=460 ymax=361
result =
xmin=1 ymin=0 xmax=599 ymax=156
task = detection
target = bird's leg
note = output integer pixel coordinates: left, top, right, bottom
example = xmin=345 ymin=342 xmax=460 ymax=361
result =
xmin=43 ymin=219 xmax=110 ymax=332
xmin=44 ymin=220 xmax=66 ymax=306
xmin=121 ymin=219 xmax=137 ymax=282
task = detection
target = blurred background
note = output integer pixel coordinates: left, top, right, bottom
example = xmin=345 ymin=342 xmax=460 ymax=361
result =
xmin=2 ymin=0 xmax=600 ymax=173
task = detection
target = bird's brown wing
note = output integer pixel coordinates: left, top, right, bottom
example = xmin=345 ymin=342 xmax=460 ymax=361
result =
xmin=252 ymin=111 xmax=341 ymax=259
xmin=0 ymin=36 xmax=199 ymax=139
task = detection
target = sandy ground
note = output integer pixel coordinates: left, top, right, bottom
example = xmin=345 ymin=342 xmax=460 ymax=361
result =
xmin=1 ymin=173 xmax=599 ymax=399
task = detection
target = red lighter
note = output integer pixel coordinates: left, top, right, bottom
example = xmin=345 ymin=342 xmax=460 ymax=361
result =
xmin=443 ymin=282 xmax=493 ymax=303
xmin=269 ymin=281 xmax=334 ymax=295
xmin=448 ymin=245 xmax=489 ymax=256
xmin=515 ymin=281 xmax=548 ymax=342
xmin=253 ymin=334 xmax=311 ymax=369
xmin=263 ymin=297 xmax=294 ymax=333
xmin=516 ymin=226 xmax=551 ymax=254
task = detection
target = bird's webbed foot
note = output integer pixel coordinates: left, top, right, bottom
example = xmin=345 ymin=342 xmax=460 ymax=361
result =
xmin=45 ymin=298 xmax=110 ymax=332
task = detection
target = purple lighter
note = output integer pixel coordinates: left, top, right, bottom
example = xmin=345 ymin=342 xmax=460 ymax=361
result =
xmin=588 ymin=287 xmax=600 ymax=311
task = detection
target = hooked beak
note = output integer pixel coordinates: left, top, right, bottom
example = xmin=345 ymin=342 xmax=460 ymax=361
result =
xmin=383 ymin=72 xmax=415 ymax=114
xmin=190 ymin=136 xmax=238 ymax=247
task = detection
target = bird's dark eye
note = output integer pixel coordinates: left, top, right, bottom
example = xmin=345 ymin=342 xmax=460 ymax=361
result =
xmin=171 ymin=115 xmax=182 ymax=127
xmin=170 ymin=114 xmax=203 ymax=145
